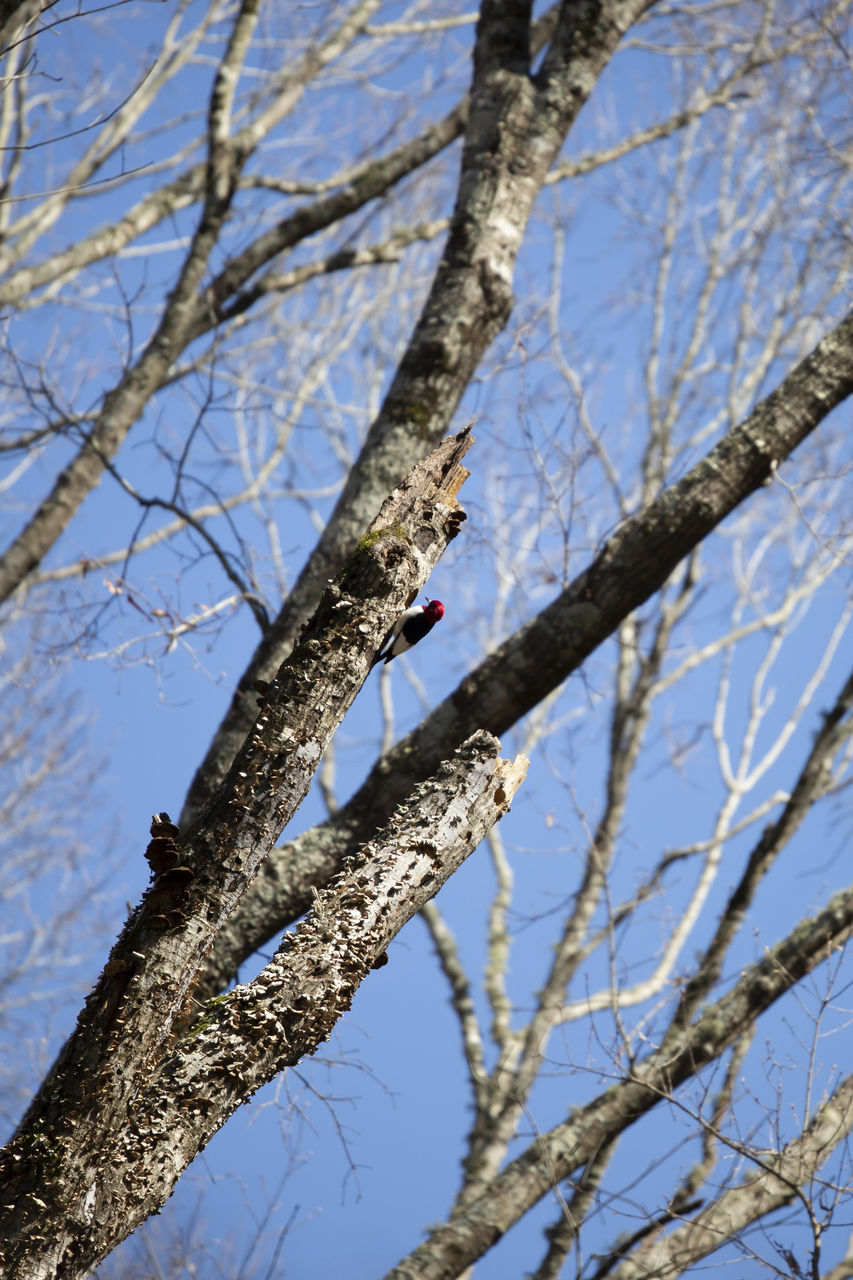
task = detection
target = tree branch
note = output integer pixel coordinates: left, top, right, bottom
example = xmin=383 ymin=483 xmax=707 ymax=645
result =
xmin=0 ymin=428 xmax=472 ymax=1278
xmin=604 ymin=1072 xmax=853 ymax=1280
xmin=0 ymin=0 xmax=379 ymax=607
xmin=199 ymin=303 xmax=853 ymax=998
xmin=383 ymin=885 xmax=853 ymax=1280
xmin=0 ymin=731 xmax=527 ymax=1278
xmin=177 ymin=0 xmax=647 ymax=828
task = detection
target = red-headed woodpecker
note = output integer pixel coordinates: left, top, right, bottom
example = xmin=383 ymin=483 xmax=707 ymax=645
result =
xmin=374 ymin=598 xmax=445 ymax=666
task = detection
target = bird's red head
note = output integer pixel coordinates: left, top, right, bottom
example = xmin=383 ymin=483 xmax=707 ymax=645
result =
xmin=425 ymin=599 xmax=445 ymax=620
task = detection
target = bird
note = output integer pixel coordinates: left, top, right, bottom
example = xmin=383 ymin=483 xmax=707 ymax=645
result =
xmin=374 ymin=598 xmax=445 ymax=666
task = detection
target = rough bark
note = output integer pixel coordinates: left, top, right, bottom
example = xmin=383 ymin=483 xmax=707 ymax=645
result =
xmin=0 ymin=429 xmax=472 ymax=1279
xmin=197 ymin=304 xmax=853 ymax=998
xmin=0 ymin=732 xmax=527 ymax=1279
xmin=178 ymin=0 xmax=649 ymax=827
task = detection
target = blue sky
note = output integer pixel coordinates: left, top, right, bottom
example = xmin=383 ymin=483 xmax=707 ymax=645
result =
xmin=2 ymin=2 xmax=853 ymax=1277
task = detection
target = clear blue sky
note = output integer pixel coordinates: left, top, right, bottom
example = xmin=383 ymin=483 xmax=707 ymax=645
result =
xmin=3 ymin=3 xmax=853 ymax=1277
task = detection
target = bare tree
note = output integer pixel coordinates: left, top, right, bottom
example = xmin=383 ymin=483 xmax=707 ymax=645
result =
xmin=2 ymin=1 xmax=853 ymax=1278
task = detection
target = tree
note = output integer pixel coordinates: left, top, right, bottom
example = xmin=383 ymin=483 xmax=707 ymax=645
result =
xmin=1 ymin=1 xmax=853 ymax=1277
